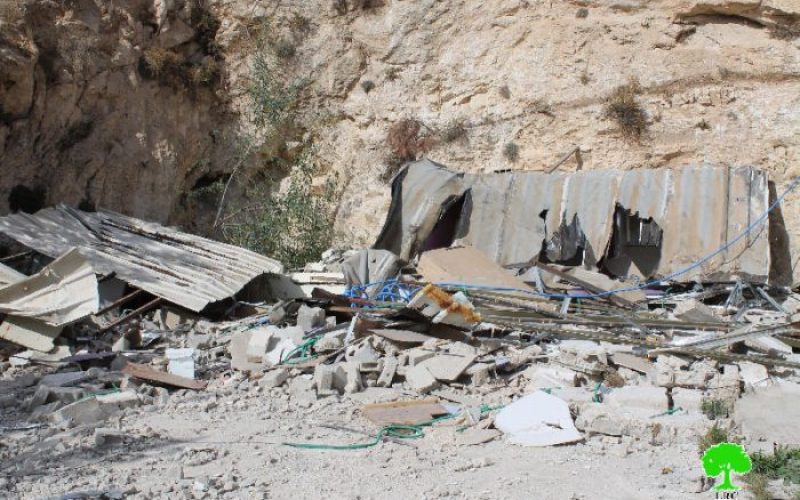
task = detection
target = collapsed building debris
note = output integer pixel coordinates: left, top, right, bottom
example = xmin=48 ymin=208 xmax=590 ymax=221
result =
xmin=1 ymin=179 xmax=800 ymax=498
xmin=0 ymin=205 xmax=283 ymax=312
xmin=374 ymin=160 xmax=784 ymax=284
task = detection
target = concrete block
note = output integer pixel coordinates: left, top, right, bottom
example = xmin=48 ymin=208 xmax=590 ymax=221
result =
xmin=342 ymin=362 xmax=363 ymax=394
xmin=229 ymin=331 xmax=265 ymax=372
xmin=297 ymin=305 xmax=326 ymax=332
xmin=246 ymin=328 xmax=273 ymax=363
xmin=276 ymin=325 xmax=305 ymax=345
xmin=313 ymin=364 xmax=338 ymax=396
xmin=259 ymin=368 xmax=289 ymax=388
xmin=377 ymin=357 xmax=398 ymax=387
xmin=51 ymin=398 xmax=107 ymax=427
xmin=358 ymin=360 xmax=382 ymax=373
xmin=405 ymin=365 xmax=439 ymax=393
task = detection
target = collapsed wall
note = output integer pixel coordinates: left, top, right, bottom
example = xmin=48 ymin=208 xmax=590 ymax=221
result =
xmin=375 ymin=159 xmax=789 ymax=284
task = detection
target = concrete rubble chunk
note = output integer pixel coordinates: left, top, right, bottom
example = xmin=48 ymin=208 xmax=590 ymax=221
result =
xmin=495 ymin=391 xmax=583 ymax=447
xmin=94 ymin=427 xmax=125 ymax=447
xmin=297 ymin=305 xmax=326 ymax=332
xmin=246 ymin=329 xmax=273 ymax=363
xmin=418 ymin=354 xmax=476 ymax=382
xmin=377 ymin=356 xmax=398 ymax=387
xmin=259 ymin=368 xmax=289 ymax=388
xmin=166 ymin=348 xmax=195 ymax=379
xmin=734 ymin=382 xmax=800 ymax=453
xmin=40 ymin=371 xmax=91 ymax=388
xmin=405 ymin=364 xmax=439 ymax=393
xmin=737 ymin=361 xmax=770 ymax=389
xmin=406 ymin=348 xmax=436 ymax=366
xmin=673 ymin=299 xmax=723 ymax=323
xmin=557 ymin=340 xmax=608 ymax=375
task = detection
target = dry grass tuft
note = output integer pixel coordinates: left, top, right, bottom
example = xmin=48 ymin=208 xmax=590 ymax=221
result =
xmin=604 ymin=78 xmax=648 ymax=140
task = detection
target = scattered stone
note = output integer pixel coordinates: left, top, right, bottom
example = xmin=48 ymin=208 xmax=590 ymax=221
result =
xmin=405 ymin=364 xmax=439 ymax=393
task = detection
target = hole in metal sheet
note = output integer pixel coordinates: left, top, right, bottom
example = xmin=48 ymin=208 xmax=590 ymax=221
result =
xmin=602 ymin=204 xmax=663 ymax=279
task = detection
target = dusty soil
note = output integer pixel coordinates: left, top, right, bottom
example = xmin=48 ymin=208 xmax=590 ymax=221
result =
xmin=0 ymin=372 xmax=737 ymax=500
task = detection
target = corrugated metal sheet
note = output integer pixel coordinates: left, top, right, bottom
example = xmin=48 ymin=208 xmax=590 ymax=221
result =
xmin=0 ymin=249 xmax=98 ymax=325
xmin=0 ymin=206 xmax=284 ymax=311
xmin=375 ymin=160 xmax=774 ymax=283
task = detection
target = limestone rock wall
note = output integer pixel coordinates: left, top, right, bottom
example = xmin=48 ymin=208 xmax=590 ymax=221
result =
xmin=2 ymin=0 xmax=800 ymax=276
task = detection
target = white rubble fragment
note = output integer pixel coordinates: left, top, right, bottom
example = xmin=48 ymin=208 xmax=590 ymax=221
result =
xmin=166 ymin=348 xmax=195 ymax=379
xmin=495 ymin=391 xmax=583 ymax=447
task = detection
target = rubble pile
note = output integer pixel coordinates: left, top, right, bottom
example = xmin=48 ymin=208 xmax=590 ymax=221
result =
xmin=1 ymin=205 xmax=800 ymax=498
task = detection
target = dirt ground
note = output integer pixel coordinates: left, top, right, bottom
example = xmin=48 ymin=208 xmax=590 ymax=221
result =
xmin=0 ymin=371 xmax=748 ymax=500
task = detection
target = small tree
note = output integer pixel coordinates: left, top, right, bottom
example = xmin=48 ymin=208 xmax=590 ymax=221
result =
xmin=702 ymin=442 xmax=752 ymax=491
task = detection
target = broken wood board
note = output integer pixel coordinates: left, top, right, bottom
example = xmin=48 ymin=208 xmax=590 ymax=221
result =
xmin=362 ymin=398 xmax=448 ymax=426
xmin=370 ymin=329 xmax=434 ymax=345
xmin=418 ymin=246 xmax=539 ymax=294
xmin=122 ymin=362 xmax=207 ymax=390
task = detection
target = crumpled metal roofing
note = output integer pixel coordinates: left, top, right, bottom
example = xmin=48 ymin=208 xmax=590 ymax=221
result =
xmin=0 ymin=206 xmax=284 ymax=311
xmin=0 ymin=248 xmax=99 ymax=326
xmin=374 ymin=159 xmax=773 ymax=283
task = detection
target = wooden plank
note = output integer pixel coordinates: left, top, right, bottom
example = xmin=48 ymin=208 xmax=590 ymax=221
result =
xmin=122 ymin=361 xmax=207 ymax=390
xmin=361 ymin=398 xmax=448 ymax=426
xmin=418 ymin=246 xmax=536 ymax=292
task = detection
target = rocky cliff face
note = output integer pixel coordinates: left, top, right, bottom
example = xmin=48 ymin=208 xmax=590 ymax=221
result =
xmin=1 ymin=0 xmax=799 ymax=269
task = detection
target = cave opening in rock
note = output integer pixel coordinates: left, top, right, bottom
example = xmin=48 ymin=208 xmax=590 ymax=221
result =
xmin=8 ymin=184 xmax=46 ymax=214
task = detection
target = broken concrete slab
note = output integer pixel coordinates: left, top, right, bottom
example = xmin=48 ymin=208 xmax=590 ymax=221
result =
xmin=0 ymin=316 xmax=64 ymax=353
xmin=734 ymin=382 xmax=800 ymax=452
xmin=737 ymin=361 xmax=770 ymax=389
xmin=361 ymin=398 xmax=448 ymax=426
xmin=456 ymin=428 xmax=501 ymax=446
xmin=418 ymin=353 xmax=476 ymax=382
xmin=495 ymin=391 xmax=583 ymax=447
xmin=405 ymin=364 xmax=439 ymax=393
xmin=610 ymin=352 xmax=653 ymax=375
xmin=604 ymin=386 xmax=668 ymax=414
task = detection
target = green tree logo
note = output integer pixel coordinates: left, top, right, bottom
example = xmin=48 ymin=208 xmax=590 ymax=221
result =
xmin=701 ymin=442 xmax=752 ymax=491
